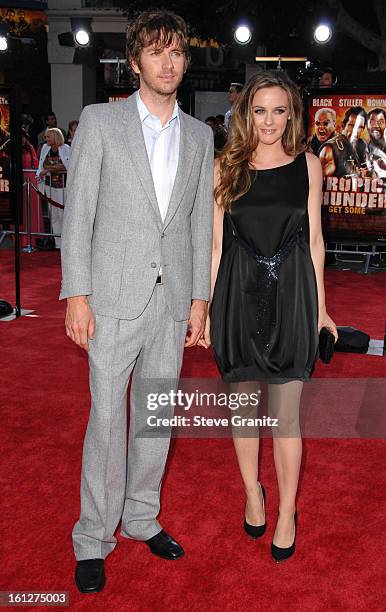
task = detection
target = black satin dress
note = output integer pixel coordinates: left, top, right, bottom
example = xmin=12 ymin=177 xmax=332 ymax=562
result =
xmin=211 ymin=152 xmax=319 ymax=383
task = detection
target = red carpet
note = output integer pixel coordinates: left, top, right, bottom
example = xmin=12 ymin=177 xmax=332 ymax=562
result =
xmin=1 ymin=249 xmax=386 ymax=611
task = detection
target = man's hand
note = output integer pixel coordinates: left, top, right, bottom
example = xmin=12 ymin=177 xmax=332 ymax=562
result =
xmin=197 ymin=315 xmax=211 ymax=349
xmin=65 ymin=296 xmax=95 ymax=352
xmin=185 ymin=299 xmax=208 ymax=347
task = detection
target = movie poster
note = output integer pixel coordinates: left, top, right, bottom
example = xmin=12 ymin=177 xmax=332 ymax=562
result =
xmin=307 ymin=91 xmax=386 ymax=240
xmin=0 ymin=8 xmax=47 ymax=37
xmin=106 ymin=92 xmax=130 ymax=103
xmin=0 ymin=92 xmax=11 ymax=222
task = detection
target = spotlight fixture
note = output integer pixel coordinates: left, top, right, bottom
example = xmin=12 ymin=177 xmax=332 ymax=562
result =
xmin=0 ymin=23 xmax=10 ymax=52
xmin=314 ymin=23 xmax=332 ymax=44
xmin=234 ymin=25 xmax=252 ymax=45
xmin=58 ymin=17 xmax=93 ymax=48
xmin=71 ymin=17 xmax=92 ymax=47
xmin=0 ymin=36 xmax=8 ymax=52
xmin=74 ymin=29 xmax=90 ymax=47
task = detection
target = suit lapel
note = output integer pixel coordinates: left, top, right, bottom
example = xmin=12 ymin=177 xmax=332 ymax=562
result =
xmin=163 ymin=111 xmax=198 ymax=229
xmin=119 ymin=95 xmax=198 ymax=230
xmin=120 ymin=94 xmax=163 ymax=228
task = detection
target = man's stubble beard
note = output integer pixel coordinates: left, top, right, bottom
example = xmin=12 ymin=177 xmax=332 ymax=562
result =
xmin=154 ymin=84 xmax=179 ymax=97
xmin=140 ymin=72 xmax=183 ymax=98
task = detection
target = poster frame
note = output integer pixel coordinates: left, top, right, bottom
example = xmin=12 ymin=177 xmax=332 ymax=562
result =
xmin=0 ymin=84 xmax=22 ymax=225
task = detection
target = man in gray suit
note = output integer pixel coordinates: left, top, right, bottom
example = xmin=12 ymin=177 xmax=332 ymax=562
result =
xmin=60 ymin=10 xmax=213 ymax=593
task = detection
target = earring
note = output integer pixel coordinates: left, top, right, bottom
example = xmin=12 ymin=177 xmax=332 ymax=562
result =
xmin=287 ymin=116 xmax=291 ymax=120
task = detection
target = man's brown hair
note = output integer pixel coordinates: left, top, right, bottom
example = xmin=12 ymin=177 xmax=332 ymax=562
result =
xmin=126 ymin=10 xmax=191 ymax=73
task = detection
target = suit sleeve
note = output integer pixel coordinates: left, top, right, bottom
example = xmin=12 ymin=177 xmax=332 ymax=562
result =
xmin=59 ymin=106 xmax=102 ymax=300
xmin=190 ymin=127 xmax=214 ymax=301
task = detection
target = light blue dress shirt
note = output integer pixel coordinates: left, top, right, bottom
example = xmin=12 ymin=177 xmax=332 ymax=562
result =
xmin=136 ymin=90 xmax=180 ymax=222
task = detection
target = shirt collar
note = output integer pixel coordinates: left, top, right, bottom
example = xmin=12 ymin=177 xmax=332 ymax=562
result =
xmin=136 ymin=90 xmax=179 ymax=127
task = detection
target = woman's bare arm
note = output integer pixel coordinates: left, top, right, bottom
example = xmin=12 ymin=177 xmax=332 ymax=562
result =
xmin=306 ymin=151 xmax=338 ymax=340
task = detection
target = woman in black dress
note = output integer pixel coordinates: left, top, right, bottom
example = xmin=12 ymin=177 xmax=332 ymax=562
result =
xmin=199 ymin=71 xmax=337 ymax=561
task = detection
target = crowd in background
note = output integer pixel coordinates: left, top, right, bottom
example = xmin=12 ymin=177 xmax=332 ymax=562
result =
xmin=18 ymin=112 xmax=78 ymax=249
xmin=14 ymin=63 xmax=386 ymax=249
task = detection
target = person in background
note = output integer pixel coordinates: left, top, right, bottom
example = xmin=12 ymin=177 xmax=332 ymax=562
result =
xmin=216 ymin=114 xmax=225 ymax=130
xmin=224 ymin=83 xmax=243 ymax=130
xmin=36 ymin=128 xmax=71 ymax=249
xmin=22 ymin=128 xmax=38 ymax=169
xmin=66 ymin=120 xmax=79 ymax=146
xmin=205 ymin=116 xmax=227 ymax=155
xmin=205 ymin=116 xmax=216 ymax=130
xmin=37 ymin=112 xmax=66 ymax=155
xmin=318 ymin=68 xmax=336 ymax=88
xmin=11 ymin=129 xmax=42 ymax=248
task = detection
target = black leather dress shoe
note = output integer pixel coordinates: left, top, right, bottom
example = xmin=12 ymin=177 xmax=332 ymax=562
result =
xmin=145 ymin=530 xmax=184 ymax=560
xmin=75 ymin=558 xmax=105 ymax=593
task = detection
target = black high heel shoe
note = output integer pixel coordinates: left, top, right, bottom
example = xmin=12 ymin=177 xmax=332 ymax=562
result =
xmin=271 ymin=511 xmax=297 ymax=562
xmin=244 ymin=482 xmax=266 ymax=539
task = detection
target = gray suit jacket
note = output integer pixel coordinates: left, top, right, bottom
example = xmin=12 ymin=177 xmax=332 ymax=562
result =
xmin=59 ymin=94 xmax=214 ymax=321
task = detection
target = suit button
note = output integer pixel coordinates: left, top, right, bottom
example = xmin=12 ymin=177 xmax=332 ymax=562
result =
xmin=151 ymin=262 xmax=157 ymax=268
xmin=161 ymin=233 xmax=165 ymax=238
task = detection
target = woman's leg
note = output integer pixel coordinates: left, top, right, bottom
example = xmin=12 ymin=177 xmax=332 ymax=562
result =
xmin=231 ymin=381 xmax=265 ymax=526
xmin=269 ymin=380 xmax=303 ymax=547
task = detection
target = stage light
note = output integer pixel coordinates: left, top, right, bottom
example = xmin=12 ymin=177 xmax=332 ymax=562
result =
xmin=58 ymin=17 xmax=93 ymax=50
xmin=0 ymin=22 xmax=9 ymax=52
xmin=74 ymin=29 xmax=90 ymax=47
xmin=314 ymin=24 xmax=332 ymax=44
xmin=70 ymin=17 xmax=92 ymax=47
xmin=234 ymin=25 xmax=252 ymax=45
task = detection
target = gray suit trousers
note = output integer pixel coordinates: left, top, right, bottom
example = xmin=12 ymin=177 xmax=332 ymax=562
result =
xmin=72 ymin=284 xmax=187 ymax=560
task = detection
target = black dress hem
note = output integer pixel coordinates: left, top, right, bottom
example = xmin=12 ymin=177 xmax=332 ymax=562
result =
xmin=220 ymin=367 xmax=313 ymax=385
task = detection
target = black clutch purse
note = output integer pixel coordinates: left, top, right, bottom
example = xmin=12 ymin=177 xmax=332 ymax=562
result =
xmin=319 ymin=327 xmax=335 ymax=363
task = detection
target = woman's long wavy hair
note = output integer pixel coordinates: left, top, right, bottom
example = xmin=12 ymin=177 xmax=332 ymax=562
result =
xmin=215 ymin=71 xmax=305 ymax=212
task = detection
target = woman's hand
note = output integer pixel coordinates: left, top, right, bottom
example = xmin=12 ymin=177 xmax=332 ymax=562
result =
xmin=197 ymin=315 xmax=211 ymax=349
xmin=318 ymin=308 xmax=338 ymax=342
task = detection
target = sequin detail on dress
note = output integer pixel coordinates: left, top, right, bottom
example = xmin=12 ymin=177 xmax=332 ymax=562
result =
xmin=232 ymin=223 xmax=302 ymax=349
